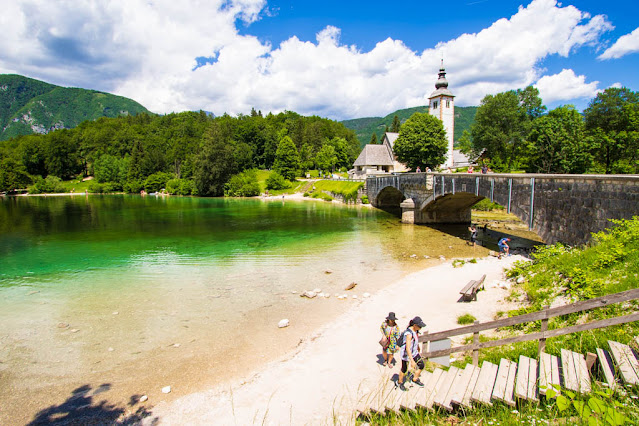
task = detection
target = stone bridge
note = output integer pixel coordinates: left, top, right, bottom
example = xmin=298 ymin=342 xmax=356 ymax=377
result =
xmin=366 ymin=173 xmax=639 ymax=245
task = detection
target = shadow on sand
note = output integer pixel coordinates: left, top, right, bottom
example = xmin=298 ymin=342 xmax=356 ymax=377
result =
xmin=28 ymin=384 xmax=158 ymax=425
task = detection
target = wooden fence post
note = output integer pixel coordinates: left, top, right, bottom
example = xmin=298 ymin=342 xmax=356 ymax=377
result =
xmin=538 ymin=305 xmax=550 ymax=357
xmin=473 ymin=320 xmax=480 ymax=366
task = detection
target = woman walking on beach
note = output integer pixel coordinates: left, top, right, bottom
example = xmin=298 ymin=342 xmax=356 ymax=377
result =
xmin=398 ymin=316 xmax=427 ymax=391
xmin=380 ymin=312 xmax=400 ymax=368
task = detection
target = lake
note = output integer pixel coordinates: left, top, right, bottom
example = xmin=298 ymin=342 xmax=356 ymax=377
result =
xmin=0 ymin=194 xmax=486 ymax=424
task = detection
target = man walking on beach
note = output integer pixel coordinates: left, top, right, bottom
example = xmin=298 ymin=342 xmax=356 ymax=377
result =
xmin=397 ymin=316 xmax=426 ymax=391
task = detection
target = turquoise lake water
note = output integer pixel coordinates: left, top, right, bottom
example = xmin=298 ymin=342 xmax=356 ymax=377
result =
xmin=0 ymin=194 xmax=482 ymax=423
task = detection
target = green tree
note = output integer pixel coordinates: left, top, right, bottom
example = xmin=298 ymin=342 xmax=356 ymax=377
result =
xmin=193 ymin=122 xmax=238 ymax=196
xmin=470 ymin=87 xmax=544 ymax=171
xmin=369 ymin=133 xmax=378 ymax=144
xmin=393 ymin=112 xmax=447 ymax=170
xmin=584 ymin=87 xmax=639 ymax=174
xmin=315 ymin=144 xmax=337 ymax=173
xmin=265 ymin=171 xmax=291 ymax=190
xmin=224 ymin=169 xmax=261 ymax=197
xmin=390 ymin=115 xmax=401 ymax=133
xmin=527 ymin=105 xmax=592 ymax=174
xmin=0 ymin=157 xmax=31 ymax=192
xmin=273 ymin=135 xmax=300 ymax=180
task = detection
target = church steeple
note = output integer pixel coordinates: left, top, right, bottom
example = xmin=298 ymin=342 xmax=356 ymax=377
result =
xmin=435 ymin=60 xmax=449 ymax=91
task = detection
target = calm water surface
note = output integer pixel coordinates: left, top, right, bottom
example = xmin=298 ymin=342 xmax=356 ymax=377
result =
xmin=0 ymin=195 xmax=481 ymax=423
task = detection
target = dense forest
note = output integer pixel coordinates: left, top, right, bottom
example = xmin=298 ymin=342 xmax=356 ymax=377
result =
xmin=0 ymin=109 xmax=360 ymax=196
xmin=0 ymin=74 xmax=150 ymax=141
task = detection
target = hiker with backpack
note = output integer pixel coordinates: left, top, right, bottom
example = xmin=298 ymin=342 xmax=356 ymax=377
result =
xmin=397 ymin=316 xmax=427 ymax=391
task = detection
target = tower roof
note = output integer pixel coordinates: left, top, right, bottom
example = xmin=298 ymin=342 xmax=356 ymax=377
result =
xmin=429 ymin=60 xmax=454 ymax=99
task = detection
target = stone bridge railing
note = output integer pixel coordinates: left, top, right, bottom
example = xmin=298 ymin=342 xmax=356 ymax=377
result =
xmin=366 ymin=173 xmax=639 ymax=245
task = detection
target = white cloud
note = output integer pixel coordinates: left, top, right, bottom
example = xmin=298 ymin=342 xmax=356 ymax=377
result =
xmin=534 ymin=69 xmax=599 ymax=103
xmin=598 ymin=27 xmax=639 ymax=60
xmin=0 ymin=0 xmax=614 ymax=119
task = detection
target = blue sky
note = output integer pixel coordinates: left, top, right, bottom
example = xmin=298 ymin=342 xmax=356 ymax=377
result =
xmin=1 ymin=0 xmax=638 ymax=119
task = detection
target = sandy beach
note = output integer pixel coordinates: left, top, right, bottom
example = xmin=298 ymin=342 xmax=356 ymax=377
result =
xmin=142 ymin=255 xmax=524 ymax=425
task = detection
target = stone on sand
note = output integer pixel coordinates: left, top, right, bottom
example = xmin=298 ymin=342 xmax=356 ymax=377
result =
xmin=278 ymin=319 xmax=290 ymax=328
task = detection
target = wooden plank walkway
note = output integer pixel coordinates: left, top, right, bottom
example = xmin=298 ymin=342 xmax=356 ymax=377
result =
xmin=356 ymin=339 xmax=639 ymax=420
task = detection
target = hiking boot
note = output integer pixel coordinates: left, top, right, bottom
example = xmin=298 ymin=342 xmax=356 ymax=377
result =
xmin=412 ymin=379 xmax=424 ymax=387
xmin=398 ymin=382 xmax=407 ymax=391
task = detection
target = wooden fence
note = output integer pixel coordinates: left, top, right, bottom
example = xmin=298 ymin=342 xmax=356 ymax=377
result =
xmin=420 ymin=288 xmax=639 ymax=365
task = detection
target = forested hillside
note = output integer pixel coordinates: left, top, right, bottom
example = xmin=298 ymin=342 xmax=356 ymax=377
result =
xmin=0 ymin=74 xmax=150 ymax=141
xmin=0 ymin=109 xmax=360 ymax=196
xmin=342 ymin=105 xmax=478 ymax=147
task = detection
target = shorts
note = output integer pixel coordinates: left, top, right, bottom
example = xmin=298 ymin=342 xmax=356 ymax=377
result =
xmin=498 ymin=244 xmax=507 ymax=252
xmin=470 ymin=235 xmax=477 ymax=243
xmin=401 ymin=354 xmax=425 ymax=373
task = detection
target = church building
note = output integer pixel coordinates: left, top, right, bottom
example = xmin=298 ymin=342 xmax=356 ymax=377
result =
xmin=349 ymin=62 xmax=457 ymax=178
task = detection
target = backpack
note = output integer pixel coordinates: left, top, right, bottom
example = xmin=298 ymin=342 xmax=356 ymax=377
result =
xmin=396 ymin=328 xmax=411 ymax=348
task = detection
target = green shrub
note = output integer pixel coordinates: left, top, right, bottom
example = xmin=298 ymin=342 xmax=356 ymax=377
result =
xmin=265 ymin=172 xmax=291 ymax=190
xmin=472 ymin=198 xmax=505 ymax=211
xmin=166 ymin=178 xmax=195 ymax=196
xmin=225 ymin=170 xmax=261 ymax=197
xmin=29 ymin=175 xmax=66 ymax=194
xmin=457 ymin=313 xmax=477 ymax=325
xmin=123 ymin=179 xmax=144 ymax=194
xmin=88 ymin=182 xmax=104 ymax=193
xmin=361 ymin=194 xmax=369 ymax=204
xmin=144 ymin=172 xmax=174 ymax=193
xmin=303 ymin=192 xmax=310 ymax=197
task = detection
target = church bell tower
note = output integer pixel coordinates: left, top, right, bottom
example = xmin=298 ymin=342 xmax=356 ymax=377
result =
xmin=428 ymin=61 xmax=455 ymax=168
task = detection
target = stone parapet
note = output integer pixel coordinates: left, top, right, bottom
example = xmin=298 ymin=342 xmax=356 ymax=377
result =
xmin=366 ymin=173 xmax=639 ymax=246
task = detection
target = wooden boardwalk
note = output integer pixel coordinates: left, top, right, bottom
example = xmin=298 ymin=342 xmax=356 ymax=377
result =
xmin=356 ymin=340 xmax=638 ymax=419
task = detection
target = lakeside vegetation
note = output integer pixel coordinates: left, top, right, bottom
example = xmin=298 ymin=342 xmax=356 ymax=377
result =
xmin=363 ymin=216 xmax=639 ymax=425
xmin=0 ymin=109 xmax=360 ymax=195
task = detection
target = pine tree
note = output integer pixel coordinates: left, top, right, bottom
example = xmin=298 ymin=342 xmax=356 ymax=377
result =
xmin=370 ymin=133 xmax=378 ymax=144
xmin=273 ymin=135 xmax=301 ymax=180
xmin=390 ymin=115 xmax=401 ymax=132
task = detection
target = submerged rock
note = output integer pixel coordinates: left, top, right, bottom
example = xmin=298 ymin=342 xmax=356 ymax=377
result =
xmin=140 ymin=395 xmax=148 ymax=402
xmin=300 ymin=291 xmax=317 ymax=298
xmin=345 ymin=282 xmax=357 ymax=291
xmin=162 ymin=386 xmax=171 ymax=394
xmin=57 ymin=322 xmax=69 ymax=329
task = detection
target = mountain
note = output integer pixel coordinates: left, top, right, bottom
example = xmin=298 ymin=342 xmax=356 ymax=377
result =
xmin=0 ymin=74 xmax=150 ymax=141
xmin=342 ymin=105 xmax=478 ymax=148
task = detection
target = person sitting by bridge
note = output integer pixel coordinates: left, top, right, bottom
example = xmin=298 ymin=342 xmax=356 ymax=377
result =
xmin=498 ymin=237 xmax=511 ymax=259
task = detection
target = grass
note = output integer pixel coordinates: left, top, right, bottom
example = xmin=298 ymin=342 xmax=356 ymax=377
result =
xmin=456 ymin=313 xmax=477 ymax=325
xmin=59 ymin=177 xmax=94 ymax=193
xmin=308 ymin=180 xmax=363 ymax=202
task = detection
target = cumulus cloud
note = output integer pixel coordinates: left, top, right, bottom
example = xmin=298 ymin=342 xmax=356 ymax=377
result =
xmin=598 ymin=27 xmax=639 ymax=60
xmin=534 ymin=69 xmax=599 ymax=103
xmin=0 ymin=0 xmax=614 ymax=119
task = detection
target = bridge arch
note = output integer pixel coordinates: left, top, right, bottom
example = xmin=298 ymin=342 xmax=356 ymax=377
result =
xmin=417 ymin=192 xmax=485 ymax=224
xmin=374 ymin=186 xmax=405 ymax=214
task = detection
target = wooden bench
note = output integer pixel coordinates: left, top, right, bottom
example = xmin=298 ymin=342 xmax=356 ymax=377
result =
xmin=460 ymin=274 xmax=486 ymax=302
